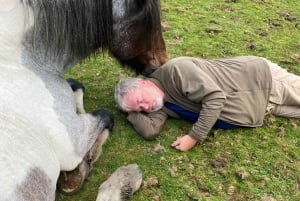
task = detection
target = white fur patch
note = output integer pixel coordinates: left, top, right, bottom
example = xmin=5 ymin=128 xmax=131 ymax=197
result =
xmin=74 ymin=89 xmax=86 ymax=114
xmin=112 ymin=0 xmax=126 ymax=20
xmin=0 ymin=1 xmax=33 ymax=65
xmin=0 ymin=0 xmax=17 ymax=12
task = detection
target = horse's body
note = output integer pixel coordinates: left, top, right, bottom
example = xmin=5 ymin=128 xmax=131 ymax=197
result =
xmin=0 ymin=0 xmax=166 ymax=200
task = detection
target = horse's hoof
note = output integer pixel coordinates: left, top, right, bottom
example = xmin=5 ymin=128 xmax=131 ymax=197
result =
xmin=57 ymin=160 xmax=90 ymax=196
xmin=92 ymin=109 xmax=114 ymax=131
xmin=96 ymin=163 xmax=142 ymax=201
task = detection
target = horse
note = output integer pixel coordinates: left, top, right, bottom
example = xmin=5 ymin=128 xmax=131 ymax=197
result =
xmin=0 ymin=0 xmax=167 ymax=200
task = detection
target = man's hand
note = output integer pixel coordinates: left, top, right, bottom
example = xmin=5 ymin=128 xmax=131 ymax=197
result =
xmin=171 ymin=135 xmax=197 ymax=152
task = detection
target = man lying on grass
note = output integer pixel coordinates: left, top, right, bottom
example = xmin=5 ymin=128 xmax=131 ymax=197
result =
xmin=114 ymin=56 xmax=300 ymax=152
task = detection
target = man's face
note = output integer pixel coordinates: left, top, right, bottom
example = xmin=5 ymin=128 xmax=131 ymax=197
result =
xmin=123 ymin=80 xmax=164 ymax=113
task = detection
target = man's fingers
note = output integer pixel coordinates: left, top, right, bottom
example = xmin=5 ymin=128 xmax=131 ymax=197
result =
xmin=171 ymin=141 xmax=179 ymax=147
xmin=171 ymin=138 xmax=181 ymax=147
xmin=172 ymin=143 xmax=181 ymax=150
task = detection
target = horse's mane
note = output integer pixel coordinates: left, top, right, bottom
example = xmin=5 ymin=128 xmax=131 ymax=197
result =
xmin=23 ymin=0 xmax=113 ymax=61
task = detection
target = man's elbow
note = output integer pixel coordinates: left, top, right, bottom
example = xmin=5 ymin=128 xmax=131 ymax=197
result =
xmin=139 ymin=130 xmax=160 ymax=140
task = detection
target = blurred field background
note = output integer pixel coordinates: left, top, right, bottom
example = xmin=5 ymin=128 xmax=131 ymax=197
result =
xmin=56 ymin=0 xmax=300 ymax=200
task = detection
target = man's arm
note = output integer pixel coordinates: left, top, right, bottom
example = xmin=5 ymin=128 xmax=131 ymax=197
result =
xmin=127 ymin=110 xmax=168 ymax=140
xmin=173 ymin=60 xmax=227 ymax=141
xmin=189 ymin=97 xmax=226 ymax=141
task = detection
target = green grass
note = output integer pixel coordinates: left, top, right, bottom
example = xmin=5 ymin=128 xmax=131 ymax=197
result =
xmin=56 ymin=1 xmax=300 ymax=200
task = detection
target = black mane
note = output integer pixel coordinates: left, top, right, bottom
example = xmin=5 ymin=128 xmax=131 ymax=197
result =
xmin=24 ymin=0 xmax=113 ymax=61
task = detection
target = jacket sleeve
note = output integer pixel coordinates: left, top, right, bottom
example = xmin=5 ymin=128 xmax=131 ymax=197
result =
xmin=127 ymin=110 xmax=168 ymax=140
xmin=172 ymin=59 xmax=227 ymax=141
xmin=189 ymin=97 xmax=226 ymax=141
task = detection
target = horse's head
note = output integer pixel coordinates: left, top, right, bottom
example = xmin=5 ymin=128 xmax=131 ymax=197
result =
xmin=3 ymin=0 xmax=166 ymax=75
xmin=110 ymin=0 xmax=167 ymax=75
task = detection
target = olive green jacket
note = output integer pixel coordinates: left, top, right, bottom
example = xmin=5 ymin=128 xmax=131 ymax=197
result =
xmin=127 ymin=56 xmax=272 ymax=141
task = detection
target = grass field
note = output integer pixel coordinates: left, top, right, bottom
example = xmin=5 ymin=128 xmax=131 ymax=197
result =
xmin=56 ymin=0 xmax=300 ymax=200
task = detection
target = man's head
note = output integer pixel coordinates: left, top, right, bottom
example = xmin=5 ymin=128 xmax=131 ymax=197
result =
xmin=115 ymin=77 xmax=165 ymax=113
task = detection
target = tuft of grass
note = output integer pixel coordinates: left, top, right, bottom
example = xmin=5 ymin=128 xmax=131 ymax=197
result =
xmin=56 ymin=1 xmax=300 ymax=200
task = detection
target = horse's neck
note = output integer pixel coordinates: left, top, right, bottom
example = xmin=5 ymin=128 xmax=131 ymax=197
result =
xmin=0 ymin=42 xmax=75 ymax=75
xmin=21 ymin=41 xmax=78 ymax=74
xmin=0 ymin=2 xmax=75 ymax=74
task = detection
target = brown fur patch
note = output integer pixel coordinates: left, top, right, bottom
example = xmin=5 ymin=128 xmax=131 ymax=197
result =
xmin=16 ymin=167 xmax=54 ymax=201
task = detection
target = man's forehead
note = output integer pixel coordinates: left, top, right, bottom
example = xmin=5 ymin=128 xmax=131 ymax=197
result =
xmin=123 ymin=91 xmax=139 ymax=107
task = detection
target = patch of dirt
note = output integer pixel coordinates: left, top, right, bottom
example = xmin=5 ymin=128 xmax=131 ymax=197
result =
xmin=159 ymin=156 xmax=166 ymax=163
xmin=227 ymin=185 xmax=235 ymax=195
xmin=168 ymin=166 xmax=178 ymax=177
xmin=142 ymin=177 xmax=159 ymax=189
xmin=259 ymin=30 xmax=269 ymax=37
xmin=211 ymin=158 xmax=227 ymax=169
xmin=187 ymin=189 xmax=202 ymax=200
xmin=256 ymin=27 xmax=269 ymax=37
xmin=167 ymin=32 xmax=184 ymax=46
xmin=290 ymin=119 xmax=299 ymax=129
xmin=176 ymin=155 xmax=190 ymax=163
xmin=205 ymin=27 xmax=223 ymax=34
xmin=252 ymin=0 xmax=268 ymax=3
xmin=236 ymin=167 xmax=250 ymax=180
xmin=291 ymin=54 xmax=300 ymax=63
xmin=225 ymin=0 xmax=239 ymax=3
xmin=279 ymin=60 xmax=297 ymax=65
xmin=209 ymin=20 xmax=220 ymax=25
xmin=259 ymin=179 xmax=267 ymax=187
xmin=266 ymin=19 xmax=282 ymax=28
xmin=220 ymin=5 xmax=235 ymax=12
xmin=264 ymin=115 xmax=276 ymax=126
xmin=152 ymin=195 xmax=160 ymax=201
xmin=277 ymin=11 xmax=297 ymax=22
xmin=277 ymin=125 xmax=285 ymax=137
xmin=199 ymin=186 xmax=210 ymax=197
xmin=162 ymin=22 xmax=172 ymax=32
xmin=213 ymin=129 xmax=221 ymax=137
xmin=152 ymin=144 xmax=166 ymax=153
xmin=262 ymin=194 xmax=277 ymax=201
xmin=246 ymin=43 xmax=257 ymax=51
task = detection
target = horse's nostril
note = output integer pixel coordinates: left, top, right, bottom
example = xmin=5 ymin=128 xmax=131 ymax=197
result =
xmin=142 ymin=62 xmax=159 ymax=76
xmin=151 ymin=58 xmax=158 ymax=66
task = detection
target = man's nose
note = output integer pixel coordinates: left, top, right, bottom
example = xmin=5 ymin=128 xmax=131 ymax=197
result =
xmin=140 ymin=103 xmax=149 ymax=112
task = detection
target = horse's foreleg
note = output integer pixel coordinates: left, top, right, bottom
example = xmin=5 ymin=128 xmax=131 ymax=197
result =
xmin=66 ymin=78 xmax=86 ymax=114
xmin=84 ymin=125 xmax=110 ymax=167
xmin=57 ymin=110 xmax=113 ymax=195
xmin=57 ymin=79 xmax=114 ymax=195
xmin=84 ymin=109 xmax=114 ymax=168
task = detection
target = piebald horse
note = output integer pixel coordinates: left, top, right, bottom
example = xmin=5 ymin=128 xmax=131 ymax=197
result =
xmin=0 ymin=0 xmax=167 ymax=200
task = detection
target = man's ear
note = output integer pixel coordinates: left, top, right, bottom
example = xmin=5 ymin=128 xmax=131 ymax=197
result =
xmin=138 ymin=79 xmax=148 ymax=86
